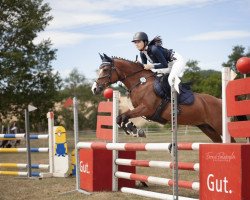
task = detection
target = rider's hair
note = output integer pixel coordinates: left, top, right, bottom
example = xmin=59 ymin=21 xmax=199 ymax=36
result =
xmin=148 ymin=36 xmax=162 ymax=46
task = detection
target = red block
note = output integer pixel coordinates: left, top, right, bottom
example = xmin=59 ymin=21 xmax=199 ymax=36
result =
xmin=228 ymin=121 xmax=250 ymax=138
xmin=96 ymin=101 xmax=113 ymax=141
xmin=79 ymin=148 xmax=136 ymax=192
xmin=200 ymin=144 xmax=250 ymax=200
xmin=226 ymin=78 xmax=250 ymax=138
xmin=226 ymin=78 xmax=250 ymax=116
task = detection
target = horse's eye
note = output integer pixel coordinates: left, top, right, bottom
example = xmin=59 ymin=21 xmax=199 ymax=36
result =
xmin=102 ymin=67 xmax=109 ymax=72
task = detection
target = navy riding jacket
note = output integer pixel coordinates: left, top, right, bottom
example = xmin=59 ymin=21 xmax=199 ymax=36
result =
xmin=140 ymin=45 xmax=174 ymax=69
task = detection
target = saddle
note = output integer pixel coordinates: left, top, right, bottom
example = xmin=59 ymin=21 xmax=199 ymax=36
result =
xmin=153 ymin=75 xmax=194 ymax=105
xmin=149 ymin=75 xmax=194 ymax=124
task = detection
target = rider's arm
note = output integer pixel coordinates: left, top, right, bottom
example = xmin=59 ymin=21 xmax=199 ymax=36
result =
xmin=140 ymin=52 xmax=147 ymax=64
xmin=150 ymin=45 xmax=168 ymax=69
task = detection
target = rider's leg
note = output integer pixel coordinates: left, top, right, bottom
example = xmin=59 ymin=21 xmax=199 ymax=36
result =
xmin=162 ymin=74 xmax=171 ymax=98
xmin=168 ymin=51 xmax=185 ymax=86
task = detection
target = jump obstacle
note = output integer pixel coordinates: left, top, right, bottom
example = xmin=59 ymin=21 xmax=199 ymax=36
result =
xmin=0 ymin=112 xmax=69 ymax=177
xmin=74 ymin=59 xmax=250 ymax=200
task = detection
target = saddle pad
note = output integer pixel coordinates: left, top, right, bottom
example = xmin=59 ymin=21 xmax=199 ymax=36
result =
xmin=153 ymin=77 xmax=194 ymax=105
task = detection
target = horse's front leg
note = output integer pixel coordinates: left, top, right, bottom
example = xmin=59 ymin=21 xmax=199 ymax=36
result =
xmin=116 ymin=114 xmax=131 ymax=135
xmin=116 ymin=104 xmax=154 ymax=137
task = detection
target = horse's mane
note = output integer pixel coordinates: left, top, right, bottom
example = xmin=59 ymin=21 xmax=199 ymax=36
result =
xmin=112 ymin=56 xmax=136 ymax=64
xmin=111 ymin=56 xmax=143 ymax=68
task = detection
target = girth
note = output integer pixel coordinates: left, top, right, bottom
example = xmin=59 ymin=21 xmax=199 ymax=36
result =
xmin=148 ymin=99 xmax=169 ymax=124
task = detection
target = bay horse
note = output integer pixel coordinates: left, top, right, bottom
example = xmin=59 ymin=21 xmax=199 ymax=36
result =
xmin=92 ymin=54 xmax=223 ymax=143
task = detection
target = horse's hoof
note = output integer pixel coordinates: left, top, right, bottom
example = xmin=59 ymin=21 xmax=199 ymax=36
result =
xmin=168 ymin=143 xmax=176 ymax=157
xmin=137 ymin=129 xmax=146 ymax=138
xmin=168 ymin=143 xmax=172 ymax=154
xmin=139 ymin=181 xmax=148 ymax=187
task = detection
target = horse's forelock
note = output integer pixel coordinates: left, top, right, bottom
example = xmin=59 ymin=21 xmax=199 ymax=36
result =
xmin=99 ymin=62 xmax=111 ymax=69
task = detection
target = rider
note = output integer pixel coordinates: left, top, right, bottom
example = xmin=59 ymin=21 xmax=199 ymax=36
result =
xmin=131 ymin=32 xmax=185 ymax=91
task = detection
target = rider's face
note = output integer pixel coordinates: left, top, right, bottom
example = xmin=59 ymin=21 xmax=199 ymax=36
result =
xmin=134 ymin=40 xmax=145 ymax=51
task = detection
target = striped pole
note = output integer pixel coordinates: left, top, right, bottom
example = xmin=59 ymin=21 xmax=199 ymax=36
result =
xmin=115 ymin=159 xmax=199 ymax=171
xmin=115 ymin=171 xmax=199 ymax=191
xmin=0 ymin=134 xmax=25 ymax=139
xmin=0 ymin=134 xmax=49 ymax=139
xmin=0 ymin=148 xmax=49 ymax=153
xmin=121 ymin=187 xmax=199 ymax=200
xmin=77 ymin=142 xmax=205 ymax=151
xmin=0 ymin=163 xmax=49 ymax=169
xmin=0 ymin=171 xmax=42 ymax=177
xmin=29 ymin=135 xmax=49 ymax=139
xmin=0 ymin=111 xmax=66 ymax=178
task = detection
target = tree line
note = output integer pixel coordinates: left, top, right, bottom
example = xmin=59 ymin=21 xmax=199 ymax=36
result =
xmin=0 ymin=0 xmax=249 ymax=131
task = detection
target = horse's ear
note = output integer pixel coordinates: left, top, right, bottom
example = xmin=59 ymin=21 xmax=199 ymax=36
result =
xmin=103 ymin=53 xmax=112 ymax=62
xmin=99 ymin=53 xmax=104 ymax=60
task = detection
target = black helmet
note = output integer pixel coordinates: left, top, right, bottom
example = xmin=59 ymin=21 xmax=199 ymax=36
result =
xmin=132 ymin=32 xmax=148 ymax=42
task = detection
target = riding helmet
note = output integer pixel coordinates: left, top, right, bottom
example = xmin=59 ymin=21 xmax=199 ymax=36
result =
xmin=132 ymin=32 xmax=148 ymax=42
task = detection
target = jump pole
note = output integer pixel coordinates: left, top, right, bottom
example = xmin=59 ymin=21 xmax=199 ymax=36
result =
xmin=0 ymin=111 xmax=67 ymax=178
xmin=112 ymin=91 xmax=119 ymax=191
xmin=25 ymin=108 xmax=31 ymax=177
xmin=221 ymin=67 xmax=231 ymax=143
xmin=73 ymin=97 xmax=90 ymax=195
xmin=47 ymin=111 xmax=54 ymax=175
xmin=171 ymin=85 xmax=179 ymax=200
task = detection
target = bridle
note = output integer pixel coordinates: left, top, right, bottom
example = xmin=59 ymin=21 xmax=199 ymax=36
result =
xmin=95 ymin=59 xmax=155 ymax=93
xmin=95 ymin=61 xmax=118 ymax=89
xmin=96 ymin=59 xmax=144 ymax=87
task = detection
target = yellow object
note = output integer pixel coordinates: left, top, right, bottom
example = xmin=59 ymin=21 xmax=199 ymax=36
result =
xmin=54 ymin=126 xmax=68 ymax=156
xmin=0 ymin=148 xmax=18 ymax=153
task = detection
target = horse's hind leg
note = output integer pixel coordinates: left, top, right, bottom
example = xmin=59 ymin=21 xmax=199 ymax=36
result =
xmin=197 ymin=124 xmax=222 ymax=143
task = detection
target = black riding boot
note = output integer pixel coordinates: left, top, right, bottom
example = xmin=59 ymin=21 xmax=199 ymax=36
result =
xmin=161 ymin=74 xmax=171 ymax=99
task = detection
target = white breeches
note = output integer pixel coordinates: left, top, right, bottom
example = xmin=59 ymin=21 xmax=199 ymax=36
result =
xmin=152 ymin=51 xmax=185 ymax=86
xmin=168 ymin=51 xmax=185 ymax=78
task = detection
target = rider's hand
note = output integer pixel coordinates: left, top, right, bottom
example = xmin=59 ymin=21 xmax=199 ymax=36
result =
xmin=144 ymin=64 xmax=154 ymax=70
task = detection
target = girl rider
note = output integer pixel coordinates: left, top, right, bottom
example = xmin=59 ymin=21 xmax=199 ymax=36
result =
xmin=132 ymin=32 xmax=185 ymax=91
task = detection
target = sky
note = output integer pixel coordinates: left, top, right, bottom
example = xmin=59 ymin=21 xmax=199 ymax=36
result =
xmin=37 ymin=0 xmax=250 ymax=81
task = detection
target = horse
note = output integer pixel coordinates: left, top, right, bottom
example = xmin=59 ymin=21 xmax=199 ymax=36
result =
xmin=92 ymin=54 xmax=224 ymax=143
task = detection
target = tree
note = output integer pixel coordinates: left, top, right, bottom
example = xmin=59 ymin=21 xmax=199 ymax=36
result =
xmin=64 ymin=68 xmax=86 ymax=96
xmin=57 ymin=69 xmax=103 ymax=130
xmin=200 ymin=70 xmax=221 ymax=97
xmin=222 ymin=45 xmax=250 ymax=73
xmin=182 ymin=60 xmax=203 ymax=92
xmin=0 ymin=0 xmax=61 ymax=129
xmin=182 ymin=60 xmax=221 ymax=97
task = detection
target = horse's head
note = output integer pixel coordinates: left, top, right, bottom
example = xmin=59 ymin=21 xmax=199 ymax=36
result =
xmin=92 ymin=53 xmax=149 ymax=95
xmin=91 ymin=53 xmax=119 ymax=94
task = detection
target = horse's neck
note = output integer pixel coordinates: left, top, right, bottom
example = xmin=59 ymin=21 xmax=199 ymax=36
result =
xmin=115 ymin=60 xmax=153 ymax=90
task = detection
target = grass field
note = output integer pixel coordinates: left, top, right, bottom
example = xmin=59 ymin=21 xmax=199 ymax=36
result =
xmin=0 ymin=127 xmax=212 ymax=200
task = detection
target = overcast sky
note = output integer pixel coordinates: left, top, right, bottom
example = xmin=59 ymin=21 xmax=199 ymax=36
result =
xmin=37 ymin=0 xmax=250 ymax=81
